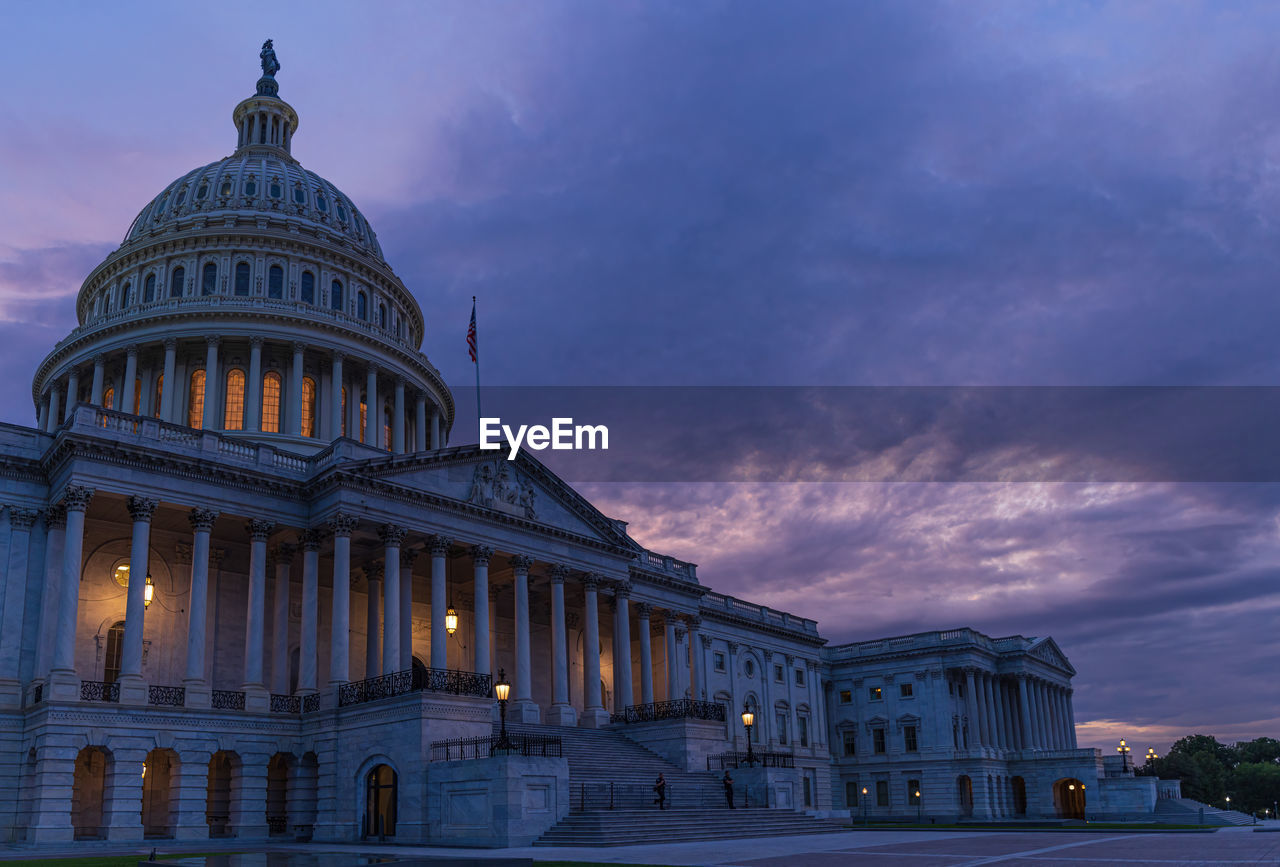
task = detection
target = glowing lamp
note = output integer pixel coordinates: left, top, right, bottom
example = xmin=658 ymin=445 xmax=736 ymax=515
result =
xmin=144 ymin=574 xmax=155 ymax=609
xmin=445 ymin=605 xmax=458 ymax=635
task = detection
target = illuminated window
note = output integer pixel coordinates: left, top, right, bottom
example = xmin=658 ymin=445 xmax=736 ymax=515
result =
xmin=188 ymin=369 xmax=205 ymax=428
xmin=102 ymin=386 xmax=115 ymax=410
xmin=261 ymin=371 xmax=282 ymax=432
xmin=384 ymin=405 xmax=392 ymax=449
xmin=170 ymin=265 xmax=185 ymax=298
xmin=359 ymin=398 xmax=366 ymax=443
xmin=153 ymin=374 xmax=163 ymax=418
xmin=133 ymin=377 xmax=141 ymax=415
xmin=268 ymin=265 xmax=284 ymax=299
xmin=300 ymin=271 xmax=315 ymax=304
xmin=301 ymin=376 xmax=316 ymax=437
xmin=869 ymin=687 xmax=883 ymax=701
xmin=223 ymin=369 xmax=245 ymax=430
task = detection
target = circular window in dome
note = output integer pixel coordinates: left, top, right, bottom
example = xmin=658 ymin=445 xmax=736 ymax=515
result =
xmin=112 ymin=561 xmax=131 ymax=589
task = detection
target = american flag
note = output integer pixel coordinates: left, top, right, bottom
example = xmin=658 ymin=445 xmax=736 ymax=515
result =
xmin=467 ymin=298 xmax=478 ymax=363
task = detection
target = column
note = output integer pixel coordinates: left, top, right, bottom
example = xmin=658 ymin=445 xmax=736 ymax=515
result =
xmin=328 ymin=513 xmax=356 ymax=688
xmin=364 ymin=562 xmax=382 ymax=679
xmin=614 ymin=586 xmax=633 ymax=709
xmin=117 ymin=496 xmax=157 ymax=704
xmin=1036 ymin=681 xmax=1051 ymax=749
xmin=379 ymin=525 xmax=406 ymax=674
xmin=298 ymin=529 xmax=321 ymax=695
xmin=364 ymin=365 xmax=378 ymax=446
xmin=121 ymin=347 xmax=138 ymax=414
xmin=65 ymin=369 xmax=80 ymax=420
xmin=547 ymin=565 xmax=575 ymax=725
xmin=102 ymin=745 xmax=147 ymax=841
xmin=32 ymin=505 xmax=67 ymax=685
xmin=246 ymin=337 xmax=263 ymax=431
xmin=783 ymin=655 xmax=797 ymax=746
xmin=429 ymin=535 xmax=450 ymax=670
xmin=38 ymin=394 xmax=48 ymax=430
xmin=509 ymin=554 xmax=539 ymax=722
xmin=636 ymin=602 xmax=654 ymax=705
xmin=430 ymin=408 xmax=441 ymax=449
xmin=288 ymin=342 xmax=305 ymax=436
xmin=470 ymin=545 xmax=492 ymax=674
xmin=963 ymin=668 xmax=980 ymax=750
xmin=183 ymin=508 xmax=218 ymax=708
xmin=415 ymin=395 xmax=427 ymax=451
xmin=992 ymin=677 xmax=1008 ymax=751
xmin=46 ymin=385 xmax=61 ymax=431
xmin=727 ymin=642 xmax=741 ymax=740
xmin=0 ymin=507 xmax=38 ymax=705
xmin=664 ymin=616 xmax=678 ymax=700
xmin=580 ymin=573 xmax=609 ymax=727
xmin=684 ymin=614 xmax=700 ymax=701
xmin=202 ymin=337 xmax=219 ymax=428
xmin=760 ymin=649 xmax=774 ymax=744
xmin=330 ymin=351 xmax=344 ymax=438
xmin=159 ymin=338 xmax=177 ymax=422
xmin=242 ymin=518 xmax=274 ymax=711
xmin=270 ymin=543 xmax=294 ymax=694
xmin=393 ymin=377 xmax=406 ymax=453
xmin=90 ymin=355 xmax=105 ymax=406
xmin=48 ymin=486 xmax=94 ymax=700
xmin=1066 ymin=688 xmax=1078 ymax=748
xmin=399 ymin=548 xmax=415 ymax=673
xmin=1016 ymin=676 xmax=1034 ymax=750
xmin=1054 ymin=687 xmax=1068 ymax=748
xmin=987 ymin=674 xmax=1005 ymax=750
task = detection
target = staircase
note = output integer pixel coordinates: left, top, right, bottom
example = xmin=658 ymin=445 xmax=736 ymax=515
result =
xmin=1154 ymin=797 xmax=1255 ymax=826
xmin=511 ymin=725 xmax=850 ymax=846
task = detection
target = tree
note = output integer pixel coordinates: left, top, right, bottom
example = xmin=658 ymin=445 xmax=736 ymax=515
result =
xmin=1231 ymin=762 xmax=1280 ymax=816
xmin=1235 ymin=738 xmax=1280 ymax=767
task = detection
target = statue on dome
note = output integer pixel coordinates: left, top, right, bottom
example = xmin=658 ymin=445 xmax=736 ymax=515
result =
xmin=260 ymin=39 xmax=281 ymax=79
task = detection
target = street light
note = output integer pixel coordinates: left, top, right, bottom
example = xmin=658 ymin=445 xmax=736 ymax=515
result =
xmin=493 ymin=667 xmax=512 ymax=751
xmin=1145 ymin=747 xmax=1158 ymax=764
xmin=915 ymin=788 xmax=922 ymax=823
xmin=1117 ymin=739 xmax=1131 ymax=772
xmin=741 ymin=703 xmax=757 ymax=767
xmin=861 ymin=786 xmax=869 ymax=826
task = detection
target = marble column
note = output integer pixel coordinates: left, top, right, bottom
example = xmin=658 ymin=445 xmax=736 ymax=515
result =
xmin=1036 ymin=681 xmax=1052 ymax=749
xmin=963 ymin=668 xmax=980 ymax=750
xmin=614 ymin=586 xmax=634 ymax=710
xmin=727 ymin=642 xmax=742 ymax=741
xmin=684 ymin=615 xmax=701 ymax=701
xmin=48 ymin=486 xmax=94 ymax=700
xmin=1066 ymin=688 xmax=1078 ymax=748
xmin=783 ymin=655 xmax=797 ymax=746
xmin=1016 ymin=675 xmax=1034 ymax=750
xmin=547 ymin=565 xmax=575 ymax=725
xmin=364 ymin=562 xmax=382 ymax=679
xmin=172 ymin=749 xmax=212 ymax=840
xmin=159 ymin=338 xmax=177 ymax=422
xmin=288 ymin=342 xmax=305 ymax=436
xmin=90 ymin=355 xmax=105 ymax=406
xmin=242 ymin=518 xmax=274 ymax=711
xmin=414 ymin=395 xmax=427 ymax=451
xmin=760 ymin=649 xmax=774 ymax=744
xmin=471 ymin=545 xmax=492 ymax=675
xmin=65 ymin=369 xmax=80 ymax=420
xmin=46 ymin=385 xmax=61 ymax=432
xmin=270 ymin=543 xmax=294 ymax=694
xmin=664 ymin=616 xmax=679 ymax=701
xmin=117 ymin=496 xmax=157 ymax=704
xmin=509 ymin=554 xmax=539 ymax=722
xmin=987 ymin=674 xmax=1005 ymax=750
xmin=121 ymin=347 xmax=138 ymax=414
xmin=202 ymin=337 xmax=219 ymax=428
xmin=399 ymin=548 xmax=415 ymax=672
xmin=580 ymin=573 xmax=609 ymax=727
xmin=429 ymin=535 xmax=450 ymax=670
xmin=298 ymin=529 xmax=321 ymax=696
xmin=636 ymin=602 xmax=654 ymax=705
xmin=32 ymin=504 xmax=67 ymax=686
xmin=364 ymin=365 xmax=378 ymax=446
xmin=246 ymin=336 xmax=263 ymax=431
xmin=328 ymin=513 xmax=357 ymax=687
xmin=330 ymin=351 xmax=344 ymax=438
xmin=183 ymin=508 xmax=218 ymax=708
xmin=430 ymin=408 xmax=441 ymax=449
xmin=0 ymin=507 xmax=38 ymax=705
xmin=393 ymin=377 xmax=406 ymax=453
xmin=378 ymin=525 xmax=406 ymax=674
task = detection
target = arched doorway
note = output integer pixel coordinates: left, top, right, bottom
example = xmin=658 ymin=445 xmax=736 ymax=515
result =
xmin=142 ymin=748 xmax=178 ymax=838
xmin=364 ymin=764 xmax=397 ymax=838
xmin=206 ymin=751 xmax=237 ymax=838
xmin=956 ymin=775 xmax=974 ymax=818
xmin=266 ymin=753 xmax=291 ymax=837
xmin=72 ymin=747 xmax=110 ymax=840
xmin=1054 ymin=778 xmax=1086 ymax=820
xmin=1011 ymin=776 xmax=1027 ymax=816
xmin=293 ymin=752 xmax=319 ymax=840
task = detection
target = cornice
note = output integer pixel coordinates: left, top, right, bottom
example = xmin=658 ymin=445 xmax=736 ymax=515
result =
xmin=697 ymin=606 xmax=827 ymax=647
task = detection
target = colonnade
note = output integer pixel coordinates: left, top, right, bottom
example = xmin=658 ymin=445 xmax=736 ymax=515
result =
xmin=961 ymin=668 xmax=1076 ymax=752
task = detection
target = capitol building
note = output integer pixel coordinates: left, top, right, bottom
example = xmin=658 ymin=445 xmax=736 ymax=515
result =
xmin=0 ymin=46 xmax=1168 ymax=847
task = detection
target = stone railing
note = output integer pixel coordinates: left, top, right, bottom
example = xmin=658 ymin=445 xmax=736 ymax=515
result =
xmin=827 ymin=627 xmax=1032 ymax=660
xmin=1014 ymin=747 xmax=1100 ymax=762
xmin=700 ymin=591 xmax=819 ymax=635
xmin=337 ymin=665 xmax=492 ymax=708
xmin=429 ymin=732 xmax=562 ymax=762
xmin=634 ymin=549 xmax=698 ymax=582
xmin=610 ymin=699 xmax=726 ymax=725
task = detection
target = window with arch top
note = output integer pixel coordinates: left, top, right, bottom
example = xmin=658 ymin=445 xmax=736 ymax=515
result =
xmin=268 ymin=265 xmax=284 ymax=299
xmin=301 ymin=376 xmax=317 ymax=437
xmin=201 ymin=263 xmax=217 ymax=296
xmin=143 ymin=273 xmax=156 ymax=303
xmin=261 ymin=371 xmax=282 ymax=433
xmin=170 ymin=266 xmax=184 ymax=298
xmin=378 ymin=302 xmax=387 ymax=329
xmin=331 ymin=280 xmax=344 ymax=311
xmin=300 ymin=271 xmax=315 ymax=304
xmin=120 ymin=281 xmax=131 ymax=307
xmin=234 ymin=262 xmax=251 ymax=296
xmin=357 ymin=291 xmax=368 ymax=321
xmin=188 ymin=369 xmax=206 ymax=428
xmin=223 ymin=369 xmax=245 ymax=430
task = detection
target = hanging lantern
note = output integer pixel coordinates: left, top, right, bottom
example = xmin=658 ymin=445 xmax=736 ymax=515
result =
xmin=445 ymin=604 xmax=458 ymax=635
xmin=143 ymin=573 xmax=155 ymax=609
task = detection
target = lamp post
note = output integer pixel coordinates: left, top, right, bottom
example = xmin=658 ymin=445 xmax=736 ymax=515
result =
xmin=915 ymin=788 xmax=922 ymax=823
xmin=494 ymin=667 xmax=511 ymax=751
xmin=862 ymin=785 xmax=869 ymax=826
xmin=741 ymin=703 xmax=757 ymax=767
xmin=1117 ymin=739 xmax=1131 ymax=772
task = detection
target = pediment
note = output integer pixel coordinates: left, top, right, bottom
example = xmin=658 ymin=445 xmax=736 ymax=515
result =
xmin=1028 ymin=636 xmax=1075 ymax=675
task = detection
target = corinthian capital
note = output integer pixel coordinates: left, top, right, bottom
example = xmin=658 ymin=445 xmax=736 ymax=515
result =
xmin=508 ymin=554 xmax=534 ymax=574
xmin=60 ymin=485 xmax=95 ymax=512
xmin=428 ymin=535 xmax=452 ymax=556
xmin=246 ymin=518 xmax=276 ymax=541
xmin=328 ymin=512 xmax=359 ymax=537
xmin=188 ymin=507 xmax=219 ymax=532
xmin=378 ymin=524 xmax=408 ymax=547
xmin=126 ymin=496 xmax=159 ymax=523
xmin=471 ymin=544 xmax=494 ymax=566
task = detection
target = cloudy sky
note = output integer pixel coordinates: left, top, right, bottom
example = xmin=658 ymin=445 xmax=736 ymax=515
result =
xmin=3 ymin=1 xmax=1279 ymax=751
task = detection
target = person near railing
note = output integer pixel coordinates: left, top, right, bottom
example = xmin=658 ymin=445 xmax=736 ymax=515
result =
xmin=723 ymin=771 xmax=735 ymax=809
xmin=653 ymin=773 xmax=666 ymax=810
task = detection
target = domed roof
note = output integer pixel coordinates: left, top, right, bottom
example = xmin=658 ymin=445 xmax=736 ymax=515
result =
xmin=123 ymin=152 xmax=385 ymax=261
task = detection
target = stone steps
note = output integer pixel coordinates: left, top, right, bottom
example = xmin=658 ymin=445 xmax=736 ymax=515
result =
xmin=534 ymin=807 xmax=850 ymax=846
xmin=1155 ymin=797 xmax=1255 ymax=826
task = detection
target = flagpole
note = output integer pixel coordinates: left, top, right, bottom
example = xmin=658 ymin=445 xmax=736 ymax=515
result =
xmin=473 ymin=295 xmax=482 ymax=429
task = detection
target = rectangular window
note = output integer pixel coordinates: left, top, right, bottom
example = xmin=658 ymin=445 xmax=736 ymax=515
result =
xmin=714 ymin=652 xmax=725 ymax=672
xmin=904 ymin=725 xmax=918 ymax=752
xmin=908 ymin=780 xmax=921 ymax=805
xmin=839 ymin=689 xmax=852 ymax=704
xmin=843 ymin=730 xmax=857 ymax=756
xmin=799 ymin=716 xmax=809 ymax=748
xmin=876 ymin=780 xmax=889 ymax=807
xmin=873 ymin=728 xmax=886 ymax=754
xmin=774 ymin=665 xmax=783 ymax=683
xmin=869 ymin=686 xmax=883 ymax=701
xmin=795 ymin=667 xmax=805 ymax=687
xmin=900 ymin=683 xmax=913 ymax=698
xmin=845 ymin=781 xmax=859 ymax=807
xmin=776 ymin=713 xmax=788 ymax=745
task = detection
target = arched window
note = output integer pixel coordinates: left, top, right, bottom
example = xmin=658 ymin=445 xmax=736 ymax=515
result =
xmin=103 ymin=620 xmax=125 ymax=684
xmin=196 ymin=182 xmax=208 ymax=200
xmin=220 ymin=179 xmax=233 ymax=197
xmin=301 ymin=376 xmax=316 ymax=437
xmin=384 ymin=405 xmax=392 ymax=450
xmin=261 ymin=371 xmax=282 ymax=433
xmin=357 ymin=291 xmax=368 ymax=321
xmin=153 ymin=374 xmax=164 ymax=418
xmin=300 ymin=271 xmax=315 ymax=304
xmin=293 ymin=186 xmax=306 ymax=205
xmin=223 ymin=369 xmax=245 ymax=430
xmin=359 ymin=398 xmax=367 ymax=444
xmin=234 ymin=262 xmax=251 ymax=296
xmin=364 ymin=764 xmax=397 ymax=838
xmin=143 ymin=274 xmax=156 ymax=303
xmin=331 ymin=280 xmax=344 ymax=311
xmin=102 ymin=386 xmax=115 ymax=410
xmin=120 ymin=282 xmax=131 ymax=307
xmin=268 ymin=265 xmax=284 ymax=299
xmin=378 ymin=303 xmax=387 ymax=328
xmin=245 ymin=178 xmax=257 ymax=196
xmin=169 ymin=265 xmax=185 ymax=298
xmin=269 ymin=181 xmax=282 ymax=199
xmin=201 ymin=263 xmax=217 ymax=296
xmin=188 ymin=370 xmax=206 ymax=428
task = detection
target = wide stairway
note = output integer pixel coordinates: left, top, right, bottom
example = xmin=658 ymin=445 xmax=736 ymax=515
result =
xmin=510 ymin=724 xmax=851 ymax=846
xmin=1154 ymin=797 xmax=1255 ymax=826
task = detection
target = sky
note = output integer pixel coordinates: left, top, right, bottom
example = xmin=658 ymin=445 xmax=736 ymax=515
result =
xmin=2 ymin=0 xmax=1279 ymax=752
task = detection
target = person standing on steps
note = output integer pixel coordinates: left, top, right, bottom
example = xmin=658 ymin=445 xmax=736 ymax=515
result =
xmin=723 ymin=770 xmax=735 ymax=808
xmin=654 ymin=772 xmax=667 ymax=810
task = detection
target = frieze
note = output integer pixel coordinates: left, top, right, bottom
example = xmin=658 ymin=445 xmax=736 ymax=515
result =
xmin=466 ymin=460 xmax=537 ymax=520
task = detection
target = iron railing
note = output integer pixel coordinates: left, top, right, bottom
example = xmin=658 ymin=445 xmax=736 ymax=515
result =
xmin=270 ymin=694 xmax=301 ymax=713
xmin=211 ymin=689 xmax=246 ymax=710
xmin=338 ymin=665 xmax=491 ymax=707
xmin=266 ymin=815 xmax=288 ymax=836
xmin=148 ymin=685 xmax=186 ymax=707
xmin=611 ymin=699 xmax=727 ymax=724
xmin=80 ymin=680 xmax=119 ymax=703
xmin=707 ymin=750 xmax=795 ymax=770
xmin=430 ymin=732 xmax=563 ymax=762
xmin=302 ymin=693 xmax=320 ymax=713
xmin=572 ymin=781 xmax=773 ymax=812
